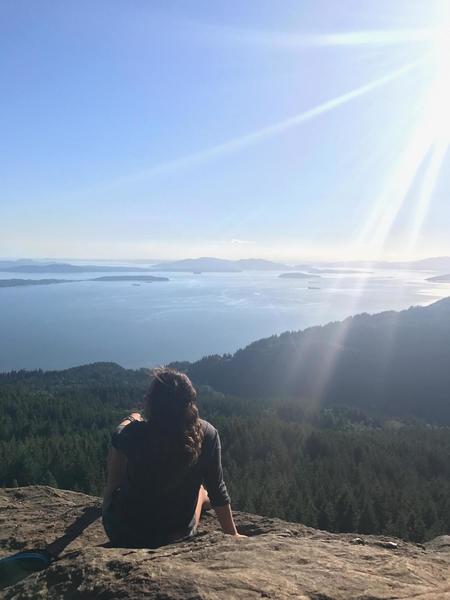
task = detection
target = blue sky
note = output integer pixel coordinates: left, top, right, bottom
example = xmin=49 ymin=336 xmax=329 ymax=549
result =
xmin=1 ymin=0 xmax=449 ymax=261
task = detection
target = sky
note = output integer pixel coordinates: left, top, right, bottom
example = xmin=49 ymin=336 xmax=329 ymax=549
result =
xmin=1 ymin=0 xmax=450 ymax=262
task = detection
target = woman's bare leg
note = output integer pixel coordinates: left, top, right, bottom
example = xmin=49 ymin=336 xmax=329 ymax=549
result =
xmin=194 ymin=485 xmax=210 ymax=527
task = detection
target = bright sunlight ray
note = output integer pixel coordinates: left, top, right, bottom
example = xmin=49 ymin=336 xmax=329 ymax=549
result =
xmin=104 ymin=60 xmax=422 ymax=191
xmin=216 ymin=27 xmax=434 ymax=49
xmin=407 ymin=140 xmax=449 ymax=252
xmin=306 ymin=15 xmax=450 ymax=407
xmin=355 ymin=30 xmax=450 ymax=256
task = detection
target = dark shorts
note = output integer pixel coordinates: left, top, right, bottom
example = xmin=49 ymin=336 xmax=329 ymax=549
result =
xmin=102 ymin=491 xmax=197 ymax=549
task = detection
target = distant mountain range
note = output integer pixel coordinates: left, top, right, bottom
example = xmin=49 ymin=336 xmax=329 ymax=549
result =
xmin=2 ymin=255 xmax=450 ymax=274
xmin=149 ymin=257 xmax=292 ymax=272
xmin=148 ymin=255 xmax=450 ymax=273
xmin=0 ymin=258 xmax=290 ymax=274
xmin=0 ymin=262 xmax=153 ymax=274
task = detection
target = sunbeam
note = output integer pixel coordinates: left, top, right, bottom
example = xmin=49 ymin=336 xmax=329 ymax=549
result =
xmin=355 ymin=37 xmax=450 ymax=256
xmin=355 ymin=119 xmax=435 ymax=254
xmin=302 ymin=13 xmax=450 ymax=407
xmin=103 ymin=60 xmax=422 ymax=191
xmin=407 ymin=140 xmax=449 ymax=252
xmin=213 ymin=27 xmax=434 ymax=49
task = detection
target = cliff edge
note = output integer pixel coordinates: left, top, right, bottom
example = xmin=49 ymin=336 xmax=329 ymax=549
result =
xmin=0 ymin=486 xmax=449 ymax=599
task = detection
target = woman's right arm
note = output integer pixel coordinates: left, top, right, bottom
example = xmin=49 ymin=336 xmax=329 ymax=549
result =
xmin=214 ymin=504 xmax=245 ymax=536
xmin=103 ymin=413 xmax=142 ymax=508
xmin=203 ymin=428 xmax=245 ymax=537
xmin=103 ymin=447 xmax=126 ymax=508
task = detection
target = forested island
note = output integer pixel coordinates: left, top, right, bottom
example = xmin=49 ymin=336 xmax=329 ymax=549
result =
xmin=1 ymin=297 xmax=450 ymax=543
xmin=0 ymin=263 xmax=155 ymax=273
xmin=90 ymin=275 xmax=169 ymax=282
xmin=150 ymin=257 xmax=292 ymax=272
xmin=0 ymin=276 xmax=169 ymax=288
xmin=0 ymin=278 xmax=74 ymax=288
xmin=279 ymin=272 xmax=317 ymax=279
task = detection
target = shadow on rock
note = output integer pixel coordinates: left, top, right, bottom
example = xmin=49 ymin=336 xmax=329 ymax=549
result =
xmin=0 ymin=505 xmax=101 ymax=589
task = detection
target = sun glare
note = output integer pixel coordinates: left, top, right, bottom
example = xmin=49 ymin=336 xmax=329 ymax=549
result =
xmin=350 ymin=17 xmax=450 ymax=260
xmin=305 ymin=8 xmax=450 ymax=403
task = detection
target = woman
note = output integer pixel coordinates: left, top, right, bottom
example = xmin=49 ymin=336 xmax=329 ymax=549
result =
xmin=102 ymin=368 xmax=243 ymax=547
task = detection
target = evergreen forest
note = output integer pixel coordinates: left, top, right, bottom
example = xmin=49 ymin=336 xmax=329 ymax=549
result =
xmin=1 ymin=359 xmax=449 ymax=544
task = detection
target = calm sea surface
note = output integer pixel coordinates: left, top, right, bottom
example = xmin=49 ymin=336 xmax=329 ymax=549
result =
xmin=0 ymin=269 xmax=449 ymax=371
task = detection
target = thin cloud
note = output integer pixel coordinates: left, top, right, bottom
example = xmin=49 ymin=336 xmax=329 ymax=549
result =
xmin=230 ymin=238 xmax=252 ymax=245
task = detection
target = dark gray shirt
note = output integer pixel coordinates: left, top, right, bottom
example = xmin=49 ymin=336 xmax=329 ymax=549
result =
xmin=111 ymin=418 xmax=230 ymax=537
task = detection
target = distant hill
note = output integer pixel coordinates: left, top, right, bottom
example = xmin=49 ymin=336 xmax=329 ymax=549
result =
xmin=151 ymin=257 xmax=291 ymax=272
xmin=427 ymin=274 xmax=450 ymax=283
xmin=0 ymin=278 xmax=75 ymax=288
xmin=151 ymin=257 xmax=240 ymax=272
xmin=0 ymin=276 xmax=169 ymax=288
xmin=0 ymin=259 xmax=39 ymax=269
xmin=326 ymin=256 xmax=450 ymax=272
xmin=279 ymin=272 xmax=315 ymax=279
xmin=181 ymin=297 xmax=450 ymax=424
xmin=90 ymin=275 xmax=169 ymax=282
xmin=407 ymin=257 xmax=450 ymax=271
xmin=235 ymin=258 xmax=291 ymax=271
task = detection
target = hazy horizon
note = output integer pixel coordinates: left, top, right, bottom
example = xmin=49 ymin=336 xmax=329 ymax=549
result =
xmin=1 ymin=252 xmax=450 ymax=265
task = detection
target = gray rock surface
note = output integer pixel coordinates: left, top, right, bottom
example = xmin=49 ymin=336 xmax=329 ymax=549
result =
xmin=1 ymin=486 xmax=449 ymax=599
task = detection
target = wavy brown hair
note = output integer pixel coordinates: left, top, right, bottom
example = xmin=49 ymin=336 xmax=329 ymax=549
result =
xmin=143 ymin=368 xmax=204 ymax=467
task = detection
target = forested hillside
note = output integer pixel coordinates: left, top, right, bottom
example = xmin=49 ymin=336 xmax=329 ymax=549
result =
xmin=1 ymin=362 xmax=449 ymax=543
xmin=180 ymin=297 xmax=450 ymax=424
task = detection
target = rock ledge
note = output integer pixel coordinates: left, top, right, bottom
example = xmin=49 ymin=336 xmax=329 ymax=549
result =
xmin=0 ymin=486 xmax=449 ymax=599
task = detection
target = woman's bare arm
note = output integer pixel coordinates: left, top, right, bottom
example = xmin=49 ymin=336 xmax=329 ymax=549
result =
xmin=103 ymin=413 xmax=142 ymax=506
xmin=214 ymin=504 xmax=241 ymax=536
xmin=103 ymin=447 xmax=127 ymax=506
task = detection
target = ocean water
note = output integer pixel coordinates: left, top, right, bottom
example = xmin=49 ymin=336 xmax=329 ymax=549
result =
xmin=0 ymin=269 xmax=449 ymax=371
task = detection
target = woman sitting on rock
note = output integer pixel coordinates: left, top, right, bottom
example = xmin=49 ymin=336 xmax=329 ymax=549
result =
xmin=102 ymin=367 xmax=244 ymax=547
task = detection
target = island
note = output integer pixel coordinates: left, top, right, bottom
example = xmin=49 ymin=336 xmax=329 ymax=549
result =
xmin=150 ymin=257 xmax=291 ymax=272
xmin=90 ymin=276 xmax=169 ymax=282
xmin=279 ymin=272 xmax=319 ymax=279
xmin=426 ymin=274 xmax=450 ymax=283
xmin=0 ymin=279 xmax=74 ymax=288
xmin=0 ymin=263 xmax=154 ymax=274
xmin=0 ymin=276 xmax=169 ymax=288
xmin=301 ymin=267 xmax=372 ymax=275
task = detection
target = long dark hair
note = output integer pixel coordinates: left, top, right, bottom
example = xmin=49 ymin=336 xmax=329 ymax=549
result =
xmin=143 ymin=368 xmax=204 ymax=467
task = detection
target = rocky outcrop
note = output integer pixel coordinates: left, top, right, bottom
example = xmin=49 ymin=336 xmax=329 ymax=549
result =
xmin=0 ymin=486 xmax=449 ymax=599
